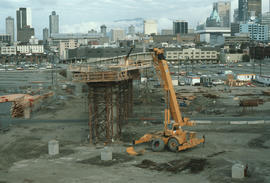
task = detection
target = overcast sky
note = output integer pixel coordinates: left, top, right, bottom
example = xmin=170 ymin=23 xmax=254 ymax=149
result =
xmin=0 ymin=0 xmax=269 ymax=38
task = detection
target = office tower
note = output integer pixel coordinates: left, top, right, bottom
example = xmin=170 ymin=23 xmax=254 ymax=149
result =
xmin=247 ymin=0 xmax=262 ymax=21
xmin=16 ymin=8 xmax=34 ymax=43
xmin=234 ymin=9 xmax=239 ymax=22
xmin=206 ymin=9 xmax=221 ymax=27
xmin=43 ymin=28 xmax=49 ymax=44
xmin=16 ymin=8 xmax=32 ymax=30
xmin=262 ymin=12 xmax=270 ymax=40
xmin=213 ymin=1 xmax=231 ymax=27
xmin=173 ymin=20 xmax=188 ymax=34
xmin=100 ymin=25 xmax=107 ymax=37
xmin=49 ymin=11 xmax=59 ymax=36
xmin=111 ymin=29 xmax=125 ymax=42
xmin=6 ymin=16 xmax=14 ymax=43
xmin=238 ymin=0 xmax=248 ymax=22
xmin=143 ymin=20 xmax=158 ymax=35
xmin=231 ymin=23 xmax=240 ymax=35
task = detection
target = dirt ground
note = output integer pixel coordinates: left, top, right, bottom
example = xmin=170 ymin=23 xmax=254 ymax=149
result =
xmin=0 ymin=121 xmax=270 ymax=183
xmin=1 ymin=71 xmax=270 ymax=183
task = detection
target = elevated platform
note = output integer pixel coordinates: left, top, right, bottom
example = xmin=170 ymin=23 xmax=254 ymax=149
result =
xmin=70 ymin=55 xmax=152 ymax=83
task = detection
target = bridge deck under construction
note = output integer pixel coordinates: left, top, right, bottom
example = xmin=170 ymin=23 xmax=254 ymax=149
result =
xmin=69 ymin=52 xmax=152 ymax=143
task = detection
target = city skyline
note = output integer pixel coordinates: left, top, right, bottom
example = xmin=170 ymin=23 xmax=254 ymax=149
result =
xmin=0 ymin=0 xmax=269 ymax=39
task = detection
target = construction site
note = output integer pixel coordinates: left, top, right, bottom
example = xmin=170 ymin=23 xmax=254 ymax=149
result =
xmin=0 ymin=49 xmax=270 ymax=183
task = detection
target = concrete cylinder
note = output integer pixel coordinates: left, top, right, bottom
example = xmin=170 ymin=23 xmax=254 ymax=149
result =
xmin=101 ymin=147 xmax=112 ymax=161
xmin=232 ymin=164 xmax=245 ymax=179
xmin=48 ymin=140 xmax=59 ymax=155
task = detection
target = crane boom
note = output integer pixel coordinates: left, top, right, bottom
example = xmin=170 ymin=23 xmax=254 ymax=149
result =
xmin=152 ymin=48 xmax=183 ymax=125
xmin=126 ymin=48 xmax=204 ymax=155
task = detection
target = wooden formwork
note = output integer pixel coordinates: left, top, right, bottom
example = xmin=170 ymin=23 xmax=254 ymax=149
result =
xmin=87 ymin=80 xmax=133 ymax=143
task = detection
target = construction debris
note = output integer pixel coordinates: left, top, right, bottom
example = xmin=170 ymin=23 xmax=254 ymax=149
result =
xmin=203 ymin=93 xmax=219 ymax=99
xmin=239 ymin=99 xmax=264 ymax=107
xmin=226 ymin=74 xmax=256 ymax=87
xmin=135 ymin=158 xmax=208 ymax=174
xmin=262 ymin=90 xmax=270 ymax=96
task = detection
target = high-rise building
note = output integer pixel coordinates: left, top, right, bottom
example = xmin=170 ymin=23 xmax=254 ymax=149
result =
xmin=247 ymin=0 xmax=262 ymax=21
xmin=262 ymin=12 xmax=270 ymax=40
xmin=206 ymin=9 xmax=221 ymax=27
xmin=43 ymin=28 xmax=49 ymax=44
xmin=143 ymin=20 xmax=158 ymax=35
xmin=6 ymin=16 xmax=14 ymax=43
xmin=49 ymin=11 xmax=59 ymax=36
xmin=16 ymin=8 xmax=32 ymax=29
xmin=231 ymin=23 xmax=240 ymax=36
xmin=238 ymin=0 xmax=248 ymax=22
xmin=17 ymin=27 xmax=35 ymax=43
xmin=173 ymin=20 xmax=188 ymax=34
xmin=213 ymin=1 xmax=231 ymax=27
xmin=111 ymin=29 xmax=125 ymax=42
xmin=234 ymin=9 xmax=239 ymax=22
xmin=128 ymin=25 xmax=135 ymax=35
xmin=240 ymin=23 xmax=268 ymax=41
xmin=16 ymin=8 xmax=34 ymax=43
xmin=100 ymin=25 xmax=107 ymax=37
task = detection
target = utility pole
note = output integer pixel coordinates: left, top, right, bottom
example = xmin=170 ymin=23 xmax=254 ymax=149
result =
xmin=178 ymin=56 xmax=180 ymax=82
xmin=51 ymin=54 xmax=54 ymax=87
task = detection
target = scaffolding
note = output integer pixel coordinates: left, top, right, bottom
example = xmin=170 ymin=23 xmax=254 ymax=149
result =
xmin=70 ymin=54 xmax=152 ymax=143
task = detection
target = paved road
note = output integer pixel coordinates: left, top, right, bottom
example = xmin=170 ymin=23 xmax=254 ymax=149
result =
xmin=1 ymin=115 xmax=270 ymax=131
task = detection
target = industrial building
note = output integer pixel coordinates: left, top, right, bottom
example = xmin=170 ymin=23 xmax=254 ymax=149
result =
xmin=165 ymin=47 xmax=219 ymax=63
xmin=0 ymin=45 xmax=44 ymax=55
xmin=68 ymin=47 xmax=144 ymax=60
xmin=152 ymin=34 xmax=200 ymax=44
xmin=59 ymin=40 xmax=79 ymax=60
xmin=196 ymin=26 xmax=231 ymax=45
xmin=240 ymin=23 xmax=268 ymax=41
xmin=224 ymin=34 xmax=250 ymax=45
xmin=0 ymin=46 xmax=16 ymax=55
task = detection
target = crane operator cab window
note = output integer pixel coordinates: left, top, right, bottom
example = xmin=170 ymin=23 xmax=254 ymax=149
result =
xmin=167 ymin=120 xmax=175 ymax=130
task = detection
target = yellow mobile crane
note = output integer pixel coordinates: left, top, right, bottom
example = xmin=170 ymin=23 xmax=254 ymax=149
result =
xmin=127 ymin=48 xmax=204 ymax=155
